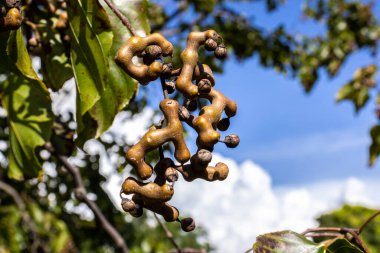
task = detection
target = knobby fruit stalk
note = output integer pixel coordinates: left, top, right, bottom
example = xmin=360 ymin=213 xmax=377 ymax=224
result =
xmin=117 ymin=30 xmax=240 ymax=232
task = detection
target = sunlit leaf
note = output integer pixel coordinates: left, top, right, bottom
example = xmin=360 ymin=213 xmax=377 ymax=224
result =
xmin=253 ymin=231 xmax=364 ymax=253
xmin=336 ymin=83 xmax=369 ymax=112
xmin=369 ymin=125 xmax=380 ymax=166
xmin=253 ymin=231 xmax=325 ymax=253
xmin=69 ymin=0 xmax=149 ymax=145
xmin=0 ymin=29 xmax=53 ymax=180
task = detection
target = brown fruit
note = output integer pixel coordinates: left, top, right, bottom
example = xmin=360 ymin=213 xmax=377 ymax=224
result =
xmin=180 ymin=217 xmax=196 ymax=232
xmin=126 ymin=99 xmax=190 ymax=179
xmin=197 ymin=79 xmax=212 ymax=94
xmin=146 ymin=45 xmax=162 ymax=58
xmin=115 ymin=33 xmax=173 ymax=85
xmin=204 ymin=39 xmax=218 ymax=51
xmin=121 ymin=177 xmax=174 ymax=202
xmin=165 ymin=167 xmax=179 ymax=182
xmin=129 ymin=203 xmax=143 ymax=217
xmin=185 ymin=99 xmax=197 ymax=111
xmin=176 ymin=30 xmax=221 ymax=98
xmin=217 ymin=118 xmax=230 ymax=131
xmin=28 ymin=37 xmax=39 ymax=47
xmin=165 ymin=80 xmax=176 ymax=94
xmin=196 ymin=149 xmax=212 ymax=165
xmin=214 ymin=45 xmax=227 ymax=59
xmin=224 ymin=134 xmax=240 ymax=148
xmin=178 ymin=106 xmax=190 ymax=121
xmin=186 ymin=88 xmax=237 ymax=148
xmin=3 ymin=8 xmax=22 ymax=30
xmin=121 ymin=198 xmax=136 ymax=212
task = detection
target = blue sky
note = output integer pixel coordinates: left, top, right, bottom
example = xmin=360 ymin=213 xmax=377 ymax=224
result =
xmin=211 ymin=0 xmax=380 ymax=185
xmin=146 ymin=0 xmax=380 ymax=186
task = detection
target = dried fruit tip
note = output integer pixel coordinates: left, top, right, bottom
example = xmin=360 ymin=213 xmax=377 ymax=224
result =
xmin=121 ymin=198 xmax=135 ymax=212
xmin=217 ymin=118 xmax=230 ymax=131
xmin=180 ymin=217 xmax=196 ymax=232
xmin=178 ymin=106 xmax=190 ymax=121
xmin=197 ymin=79 xmax=212 ymax=94
xmin=197 ymin=149 xmax=212 ymax=165
xmin=214 ymin=44 xmax=227 ymax=59
xmin=223 ymin=134 xmax=240 ymax=148
xmin=205 ymin=39 xmax=218 ymax=51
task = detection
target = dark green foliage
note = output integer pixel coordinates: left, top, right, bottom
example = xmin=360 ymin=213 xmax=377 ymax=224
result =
xmin=316 ymin=204 xmax=380 ymax=253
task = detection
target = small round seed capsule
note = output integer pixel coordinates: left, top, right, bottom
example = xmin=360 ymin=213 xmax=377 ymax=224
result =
xmin=161 ymin=63 xmax=173 ymax=76
xmin=217 ymin=118 xmax=230 ymax=131
xmin=185 ymin=99 xmax=197 ymax=112
xmin=180 ymin=217 xmax=196 ymax=232
xmin=197 ymin=79 xmax=212 ymax=94
xmin=130 ymin=203 xmax=143 ymax=217
xmin=165 ymin=80 xmax=176 ymax=94
xmin=143 ymin=45 xmax=163 ymax=65
xmin=224 ymin=134 xmax=240 ymax=148
xmin=178 ymin=106 xmax=190 ymax=121
xmin=4 ymin=8 xmax=22 ymax=30
xmin=214 ymin=45 xmax=227 ymax=59
xmin=28 ymin=37 xmax=39 ymax=47
xmin=197 ymin=149 xmax=212 ymax=165
xmin=121 ymin=198 xmax=135 ymax=212
xmin=165 ymin=167 xmax=179 ymax=182
xmin=145 ymin=45 xmax=162 ymax=58
xmin=204 ymin=39 xmax=218 ymax=51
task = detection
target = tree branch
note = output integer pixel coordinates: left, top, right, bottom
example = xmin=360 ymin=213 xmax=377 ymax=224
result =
xmin=0 ymin=181 xmax=40 ymax=253
xmin=45 ymin=142 xmax=129 ymax=253
xmin=302 ymin=227 xmax=370 ymax=253
xmin=358 ymin=209 xmax=380 ymax=234
xmin=154 ymin=213 xmax=181 ymax=252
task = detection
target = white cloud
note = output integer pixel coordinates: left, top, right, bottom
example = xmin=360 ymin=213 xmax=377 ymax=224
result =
xmin=170 ymin=154 xmax=380 ymax=253
xmin=100 ymin=149 xmax=380 ymax=252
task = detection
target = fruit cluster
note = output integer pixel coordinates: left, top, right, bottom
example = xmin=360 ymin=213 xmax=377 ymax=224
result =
xmin=0 ymin=0 xmax=22 ymax=31
xmin=116 ymin=30 xmax=239 ymax=232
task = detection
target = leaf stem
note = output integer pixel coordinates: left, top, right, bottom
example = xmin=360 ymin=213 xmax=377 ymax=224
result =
xmin=102 ymin=0 xmax=136 ymax=36
xmin=160 ymin=76 xmax=169 ymax=100
xmin=0 ymin=181 xmax=40 ymax=253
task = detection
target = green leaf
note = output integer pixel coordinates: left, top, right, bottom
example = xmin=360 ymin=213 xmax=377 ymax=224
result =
xmin=336 ymin=65 xmax=377 ymax=113
xmin=253 ymin=231 xmax=364 ymax=253
xmin=0 ymin=30 xmax=53 ymax=180
xmin=335 ymin=82 xmax=369 ymax=112
xmin=70 ymin=0 xmax=149 ymax=145
xmin=369 ymin=125 xmax=380 ymax=166
xmin=326 ymin=238 xmax=364 ymax=253
xmin=39 ymin=24 xmax=73 ymax=90
xmin=253 ymin=231 xmax=325 ymax=253
xmin=68 ymin=0 xmax=112 ymax=115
